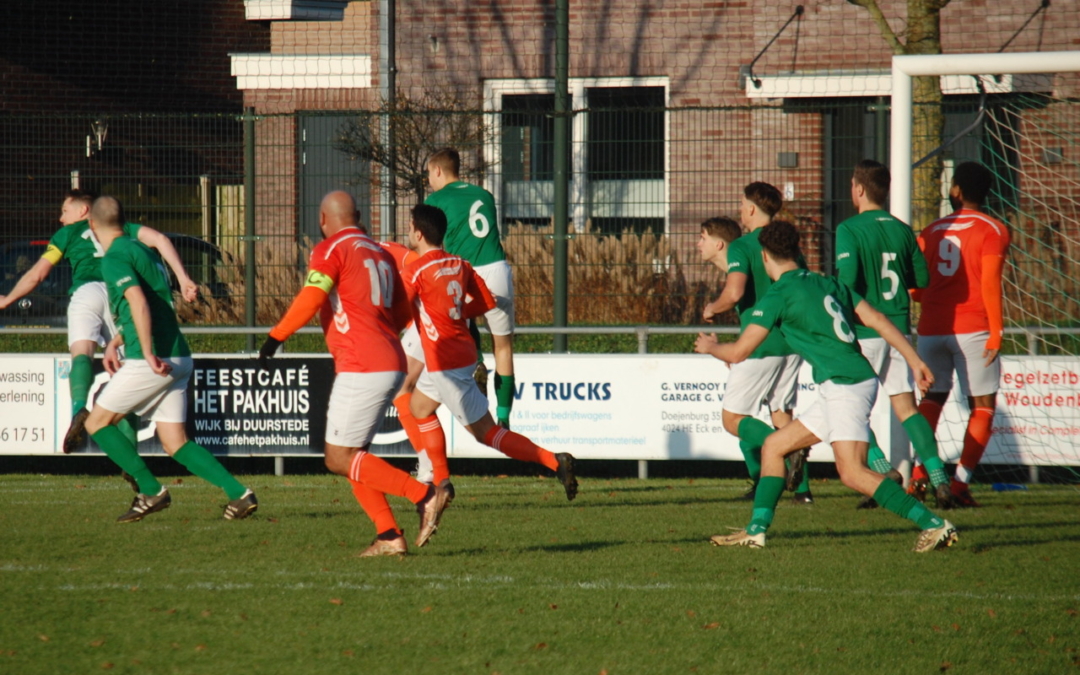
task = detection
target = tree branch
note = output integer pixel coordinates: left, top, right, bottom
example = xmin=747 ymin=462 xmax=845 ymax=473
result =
xmin=847 ymin=0 xmax=907 ymax=54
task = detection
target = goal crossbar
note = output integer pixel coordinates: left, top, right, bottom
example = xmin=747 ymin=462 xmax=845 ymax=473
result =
xmin=890 ymin=50 xmax=1080 ymax=225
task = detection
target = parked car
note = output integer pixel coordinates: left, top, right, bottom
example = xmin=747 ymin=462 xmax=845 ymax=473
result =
xmin=0 ymin=233 xmax=228 ymax=327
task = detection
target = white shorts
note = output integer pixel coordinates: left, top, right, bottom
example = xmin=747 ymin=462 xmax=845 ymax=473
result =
xmin=796 ymin=378 xmax=878 ymax=444
xmin=400 ymin=323 xmax=426 ymax=363
xmin=416 ymin=365 xmax=489 ymax=427
xmin=474 ymin=261 xmax=515 ymax=336
xmin=859 ymin=337 xmax=914 ymax=396
xmin=94 ymin=356 xmax=193 ymax=423
xmin=917 ymin=332 xmax=1000 ymax=397
xmin=67 ymin=282 xmax=118 ymax=348
xmin=325 ymin=371 xmax=405 ymax=448
xmin=722 ymin=354 xmax=802 ymax=416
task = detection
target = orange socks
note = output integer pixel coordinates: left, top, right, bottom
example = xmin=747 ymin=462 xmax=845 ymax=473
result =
xmin=483 ymin=425 xmax=559 ymax=471
xmin=349 ymin=479 xmax=398 ymax=535
xmin=917 ymin=398 xmax=944 ymax=432
xmin=393 ymin=393 xmax=424 ymax=453
xmin=416 ymin=414 xmax=450 ymax=484
xmin=349 ymin=451 xmax=429 ymax=504
xmin=956 ymin=407 xmax=994 ymax=484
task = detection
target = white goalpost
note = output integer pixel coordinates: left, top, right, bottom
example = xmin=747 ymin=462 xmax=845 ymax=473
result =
xmin=889 ymin=50 xmax=1080 ymax=226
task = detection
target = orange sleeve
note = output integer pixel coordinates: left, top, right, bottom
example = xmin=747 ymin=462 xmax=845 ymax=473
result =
xmin=462 ymin=268 xmax=496 ymax=320
xmin=390 ymin=270 xmax=412 ymax=333
xmin=269 ymin=285 xmax=327 ymax=341
xmin=981 ymin=254 xmax=1005 ymax=350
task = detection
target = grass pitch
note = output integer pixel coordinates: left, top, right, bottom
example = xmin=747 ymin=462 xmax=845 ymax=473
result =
xmin=1 ymin=473 xmax=1077 ymax=674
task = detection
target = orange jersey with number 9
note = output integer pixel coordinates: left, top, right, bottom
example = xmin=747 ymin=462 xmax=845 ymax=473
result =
xmin=403 ymin=249 xmax=496 ymax=372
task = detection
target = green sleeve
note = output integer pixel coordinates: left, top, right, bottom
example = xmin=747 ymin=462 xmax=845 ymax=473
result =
xmin=725 ymin=238 xmax=751 ymax=276
xmin=911 ymin=239 xmax=929 ymax=289
xmin=746 ymin=291 xmax=782 ymax=332
xmin=122 ymin=222 xmax=143 ymax=239
xmin=101 ymin=249 xmax=139 ymax=296
xmin=834 ymin=224 xmax=858 ymax=289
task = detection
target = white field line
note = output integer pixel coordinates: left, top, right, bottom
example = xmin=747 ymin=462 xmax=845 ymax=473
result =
xmin=1 ymin=565 xmax=1076 ymax=602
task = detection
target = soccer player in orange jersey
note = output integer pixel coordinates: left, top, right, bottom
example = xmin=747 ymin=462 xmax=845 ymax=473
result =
xmin=403 ymin=204 xmax=579 ymax=501
xmin=914 ymin=162 xmax=1011 ymax=507
xmin=259 ymin=191 xmax=451 ymax=557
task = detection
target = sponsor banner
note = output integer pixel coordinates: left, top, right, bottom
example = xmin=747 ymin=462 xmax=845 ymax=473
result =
xmin=2 ymin=353 xmax=1079 ymax=465
xmin=0 ymin=356 xmax=54 ymax=454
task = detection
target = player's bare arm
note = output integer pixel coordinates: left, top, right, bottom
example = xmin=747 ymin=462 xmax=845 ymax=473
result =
xmin=854 ymin=299 xmax=933 ymax=393
xmin=123 ymin=285 xmax=170 ymax=376
xmin=694 ymin=324 xmax=769 ymax=365
xmin=103 ymin=334 xmax=124 ymax=374
xmin=136 ymin=227 xmax=198 ymax=303
xmin=703 ymin=271 xmax=747 ymax=322
xmin=0 ymin=257 xmax=55 ymax=309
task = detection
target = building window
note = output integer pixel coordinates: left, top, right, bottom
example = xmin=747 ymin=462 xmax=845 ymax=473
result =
xmin=484 ymin=78 xmax=669 ymax=235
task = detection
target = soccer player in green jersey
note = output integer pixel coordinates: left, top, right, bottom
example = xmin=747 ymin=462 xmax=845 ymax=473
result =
xmin=81 ymin=197 xmax=257 ymax=523
xmin=701 ymin=183 xmax=811 ymax=503
xmin=836 ymin=160 xmax=953 ymax=510
xmin=425 ymin=148 xmax=517 ymax=428
xmin=0 ymin=190 xmax=198 ymax=455
xmin=696 ymin=220 xmax=957 ymax=552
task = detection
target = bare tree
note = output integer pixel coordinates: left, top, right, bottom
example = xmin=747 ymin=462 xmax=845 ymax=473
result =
xmin=334 ymin=88 xmax=497 ymax=207
xmin=848 ymin=0 xmax=951 ymax=229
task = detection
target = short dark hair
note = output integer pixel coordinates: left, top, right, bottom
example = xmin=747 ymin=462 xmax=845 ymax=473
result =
xmin=743 ymin=182 xmax=783 ymax=218
xmin=701 ymin=216 xmax=742 ymax=244
xmin=411 ymin=204 xmax=447 ymax=246
xmin=758 ymin=220 xmax=801 ymax=262
xmin=66 ymin=189 xmax=96 ymax=210
xmin=428 ymin=148 xmax=461 ymax=177
xmin=853 ymin=159 xmax=890 ymax=205
xmin=90 ymin=196 xmax=125 ymax=229
xmin=953 ymin=161 xmax=994 ymax=206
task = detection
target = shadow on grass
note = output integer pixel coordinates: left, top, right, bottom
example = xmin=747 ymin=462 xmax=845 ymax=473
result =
xmin=430 ymin=539 xmax=624 ymax=556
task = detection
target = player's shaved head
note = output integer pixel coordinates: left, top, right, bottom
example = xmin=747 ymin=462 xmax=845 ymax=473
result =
xmin=89 ymin=196 xmax=124 ymax=231
xmin=758 ymin=220 xmax=801 ymax=262
xmin=319 ymin=190 xmax=364 ymax=234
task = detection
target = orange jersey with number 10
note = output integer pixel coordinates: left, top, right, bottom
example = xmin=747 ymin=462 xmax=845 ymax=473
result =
xmin=916 ymin=208 xmax=1010 ymax=337
xmin=308 ymin=228 xmax=410 ymax=373
xmin=403 ymin=249 xmax=496 ymax=372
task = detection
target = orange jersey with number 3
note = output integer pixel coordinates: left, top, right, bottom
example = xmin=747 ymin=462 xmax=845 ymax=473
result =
xmin=916 ymin=208 xmax=1010 ymax=337
xmin=308 ymin=229 xmax=410 ymax=373
xmin=403 ymin=249 xmax=496 ymax=372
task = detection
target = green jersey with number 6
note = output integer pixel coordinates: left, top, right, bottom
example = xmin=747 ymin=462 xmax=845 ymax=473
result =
xmin=835 ymin=209 xmax=928 ymax=339
xmin=748 ymin=269 xmax=876 ymax=385
xmin=43 ymin=220 xmax=143 ymax=294
xmin=101 ymin=236 xmax=190 ymax=360
xmin=425 ymin=181 xmax=506 ymax=267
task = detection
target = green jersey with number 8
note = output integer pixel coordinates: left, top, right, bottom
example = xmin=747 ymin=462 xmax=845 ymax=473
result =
xmin=834 ymin=209 xmax=928 ymax=339
xmin=101 ymin=236 xmax=190 ymax=360
xmin=425 ymin=181 xmax=506 ymax=267
xmin=748 ymin=269 xmax=876 ymax=385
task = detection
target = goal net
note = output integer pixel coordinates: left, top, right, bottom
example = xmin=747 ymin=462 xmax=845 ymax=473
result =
xmin=890 ymin=52 xmax=1080 ymax=486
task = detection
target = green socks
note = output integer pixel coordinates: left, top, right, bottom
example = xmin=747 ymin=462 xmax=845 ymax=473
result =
xmin=747 ymin=476 xmax=785 ymax=535
xmin=903 ymin=414 xmax=948 ymax=488
xmin=117 ymin=414 xmax=139 ymax=450
xmin=91 ymin=425 xmax=161 ymax=496
xmin=737 ymin=417 xmax=772 ymax=481
xmin=70 ymin=354 xmax=94 ymax=414
xmin=173 ymin=441 xmax=247 ymax=500
xmin=494 ymin=373 xmax=515 ymax=425
xmin=867 ymin=432 xmax=894 ymax=475
xmin=873 ymin=477 xmax=944 ymax=530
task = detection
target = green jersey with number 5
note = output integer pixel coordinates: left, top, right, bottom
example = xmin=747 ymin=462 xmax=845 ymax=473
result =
xmin=425 ymin=181 xmax=506 ymax=267
xmin=748 ymin=269 xmax=876 ymax=385
xmin=101 ymin=236 xmax=190 ymax=360
xmin=834 ymin=209 xmax=928 ymax=339
xmin=43 ymin=220 xmax=143 ymax=294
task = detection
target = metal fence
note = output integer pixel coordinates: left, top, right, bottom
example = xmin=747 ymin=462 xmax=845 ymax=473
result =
xmin=1 ymin=95 xmax=1077 ymax=335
